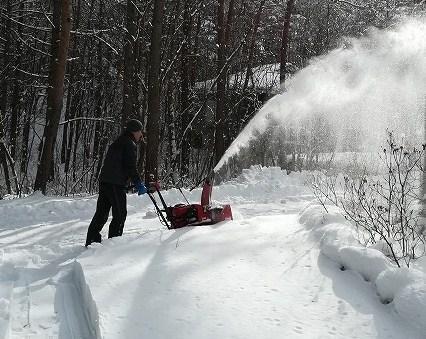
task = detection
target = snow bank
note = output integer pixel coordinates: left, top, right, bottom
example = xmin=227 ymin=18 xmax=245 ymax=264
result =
xmin=299 ymin=203 xmax=426 ymax=333
xmin=72 ymin=261 xmax=101 ymax=339
xmin=151 ymin=167 xmax=313 ymax=215
xmin=0 ymin=282 xmax=13 ymax=339
xmin=0 ymin=191 xmax=155 ymax=231
xmin=213 ymin=166 xmax=312 ymax=203
xmin=393 ymin=281 xmax=426 ymax=332
xmin=0 ymin=166 xmax=311 ymax=231
xmin=0 ymin=192 xmax=98 ymax=228
xmin=0 ymin=248 xmax=24 ymax=339
xmin=339 ymin=246 xmax=393 ymax=282
xmin=375 ymin=267 xmax=423 ymax=302
xmin=0 ymin=167 xmax=311 ymax=230
xmin=298 ymin=203 xmax=357 ymax=261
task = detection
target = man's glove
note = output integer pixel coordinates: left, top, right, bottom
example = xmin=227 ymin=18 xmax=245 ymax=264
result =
xmin=136 ymin=182 xmax=147 ymax=195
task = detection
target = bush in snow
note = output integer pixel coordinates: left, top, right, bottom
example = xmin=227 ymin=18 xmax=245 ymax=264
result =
xmin=311 ymin=131 xmax=426 ymax=267
xmin=299 ymin=203 xmax=426 ymax=333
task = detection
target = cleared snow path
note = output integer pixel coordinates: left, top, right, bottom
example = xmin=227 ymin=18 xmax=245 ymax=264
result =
xmin=1 ymin=168 xmax=424 ymax=338
xmin=0 ymin=194 xmax=98 ymax=339
xmin=79 ymin=207 xmax=423 ymax=339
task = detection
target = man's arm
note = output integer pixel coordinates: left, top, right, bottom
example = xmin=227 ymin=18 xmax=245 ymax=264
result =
xmin=123 ymin=140 xmax=141 ymax=185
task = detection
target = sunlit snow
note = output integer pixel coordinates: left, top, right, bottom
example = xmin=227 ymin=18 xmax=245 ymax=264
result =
xmin=1 ymin=167 xmax=425 ymax=339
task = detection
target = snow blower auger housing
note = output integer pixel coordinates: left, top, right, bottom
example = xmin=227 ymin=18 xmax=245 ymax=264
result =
xmin=147 ymin=178 xmax=233 ymax=229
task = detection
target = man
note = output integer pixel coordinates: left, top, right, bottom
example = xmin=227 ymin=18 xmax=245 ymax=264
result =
xmin=85 ymin=119 xmax=147 ymax=246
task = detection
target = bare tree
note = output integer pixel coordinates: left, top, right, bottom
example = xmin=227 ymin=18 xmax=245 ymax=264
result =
xmin=214 ymin=0 xmax=236 ymax=165
xmin=0 ymin=0 xmax=422 ymax=194
xmin=121 ymin=0 xmax=138 ymax=128
xmin=34 ymin=0 xmax=72 ymax=193
xmin=243 ymin=0 xmax=267 ymax=92
xmin=280 ymin=0 xmax=295 ymax=89
xmin=179 ymin=0 xmax=192 ymax=176
xmin=145 ymin=0 xmax=166 ymax=181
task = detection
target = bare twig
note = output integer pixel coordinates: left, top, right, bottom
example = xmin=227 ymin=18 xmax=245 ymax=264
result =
xmin=59 ymin=117 xmax=116 ymax=125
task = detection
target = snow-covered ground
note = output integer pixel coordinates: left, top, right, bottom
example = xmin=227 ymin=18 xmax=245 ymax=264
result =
xmin=0 ymin=167 xmax=425 ymax=339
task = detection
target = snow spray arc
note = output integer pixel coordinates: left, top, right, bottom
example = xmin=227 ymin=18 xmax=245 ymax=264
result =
xmin=214 ymin=17 xmax=426 ymax=173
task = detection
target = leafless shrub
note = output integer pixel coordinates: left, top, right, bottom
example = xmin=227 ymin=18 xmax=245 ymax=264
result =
xmin=311 ymin=132 xmax=426 ymax=267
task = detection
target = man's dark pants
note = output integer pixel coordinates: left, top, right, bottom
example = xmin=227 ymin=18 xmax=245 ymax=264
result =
xmin=85 ymin=182 xmax=127 ymax=246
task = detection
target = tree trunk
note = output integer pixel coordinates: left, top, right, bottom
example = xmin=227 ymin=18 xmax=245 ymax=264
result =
xmin=280 ymin=0 xmax=295 ymax=89
xmin=180 ymin=0 xmax=192 ymax=176
xmin=34 ymin=0 xmax=72 ymax=194
xmin=422 ymin=95 xmax=426 ymax=212
xmin=21 ymin=73 xmax=42 ymax=177
xmin=214 ymin=0 xmax=226 ymax=166
xmin=9 ymin=1 xmax=24 ymax=161
xmin=145 ymin=0 xmax=166 ymax=182
xmin=121 ymin=0 xmax=137 ymax=128
xmin=92 ymin=0 xmax=105 ymax=166
xmin=224 ymin=0 xmax=236 ymax=48
xmin=20 ymin=108 xmax=30 ymax=174
xmin=0 ymin=0 xmax=12 ymax=194
xmin=214 ymin=0 xmax=235 ymax=165
xmin=243 ymin=0 xmax=266 ymax=92
xmin=191 ymin=13 xmax=201 ymax=87
xmin=1 ymin=0 xmax=11 ymax=119
xmin=9 ymin=84 xmax=20 ymax=161
xmin=2 ymin=142 xmax=19 ymax=193
xmin=0 ymin=142 xmax=12 ymax=194
xmin=61 ymin=0 xmax=81 ymax=168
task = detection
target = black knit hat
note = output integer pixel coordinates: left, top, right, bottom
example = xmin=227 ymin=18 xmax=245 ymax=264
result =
xmin=126 ymin=119 xmax=143 ymax=132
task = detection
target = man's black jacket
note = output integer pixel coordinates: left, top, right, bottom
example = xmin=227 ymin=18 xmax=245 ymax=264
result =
xmin=99 ymin=131 xmax=141 ymax=187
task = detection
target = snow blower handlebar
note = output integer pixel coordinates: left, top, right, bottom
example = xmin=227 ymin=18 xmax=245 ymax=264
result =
xmin=128 ymin=180 xmax=172 ymax=229
xmin=146 ymin=181 xmax=172 ymax=229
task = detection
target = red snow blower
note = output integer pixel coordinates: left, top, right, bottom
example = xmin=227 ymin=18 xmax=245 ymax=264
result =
xmin=146 ymin=178 xmax=233 ymax=229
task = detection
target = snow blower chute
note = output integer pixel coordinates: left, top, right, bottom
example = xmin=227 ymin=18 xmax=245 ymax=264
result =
xmin=147 ymin=178 xmax=233 ymax=229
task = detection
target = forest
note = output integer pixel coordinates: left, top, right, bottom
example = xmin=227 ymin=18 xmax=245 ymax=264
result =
xmin=0 ymin=0 xmax=424 ymax=197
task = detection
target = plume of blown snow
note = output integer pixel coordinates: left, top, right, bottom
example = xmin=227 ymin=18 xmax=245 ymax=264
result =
xmin=215 ymin=17 xmax=426 ymax=172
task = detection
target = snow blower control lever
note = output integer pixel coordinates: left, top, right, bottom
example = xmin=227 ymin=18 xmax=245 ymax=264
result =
xmin=147 ymin=178 xmax=233 ymax=229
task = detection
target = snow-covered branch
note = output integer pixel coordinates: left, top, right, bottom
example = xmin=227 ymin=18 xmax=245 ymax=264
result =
xmin=59 ymin=117 xmax=116 ymax=126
